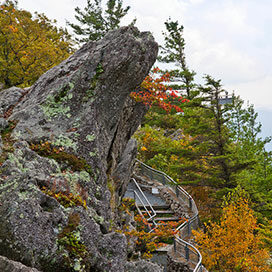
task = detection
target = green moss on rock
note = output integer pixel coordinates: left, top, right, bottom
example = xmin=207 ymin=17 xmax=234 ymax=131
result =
xmin=29 ymin=141 xmax=93 ymax=176
xmin=57 ymin=213 xmax=90 ymax=271
xmin=41 ymin=81 xmax=75 ymax=120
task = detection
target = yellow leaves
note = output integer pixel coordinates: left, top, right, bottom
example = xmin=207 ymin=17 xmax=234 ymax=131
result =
xmin=0 ymin=2 xmax=74 ymax=88
xmin=141 ymin=146 xmax=147 ymax=151
xmin=83 ymin=200 xmax=87 ymax=209
xmin=142 ymin=132 xmax=152 ymax=145
xmin=170 ymin=154 xmax=178 ymax=161
xmin=142 ymin=251 xmax=152 ymax=259
xmin=8 ymin=25 xmax=18 ymax=32
xmin=193 ymin=196 xmax=270 ymax=272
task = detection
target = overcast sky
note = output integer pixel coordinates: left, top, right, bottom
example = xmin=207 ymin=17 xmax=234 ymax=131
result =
xmin=14 ymin=0 xmax=272 ymax=111
xmin=8 ymin=0 xmax=272 ymax=141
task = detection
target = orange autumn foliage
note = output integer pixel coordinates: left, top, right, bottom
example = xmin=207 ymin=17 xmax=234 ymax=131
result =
xmin=41 ymin=186 xmax=87 ymax=209
xmin=122 ymin=214 xmax=184 ymax=259
xmin=131 ymin=67 xmax=188 ymax=113
xmin=193 ymin=196 xmax=270 ymax=272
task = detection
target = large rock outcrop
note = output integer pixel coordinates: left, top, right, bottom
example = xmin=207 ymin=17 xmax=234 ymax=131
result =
xmin=0 ymin=26 xmax=158 ymax=271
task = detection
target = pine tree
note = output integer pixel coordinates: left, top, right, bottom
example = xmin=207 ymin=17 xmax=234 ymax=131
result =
xmin=67 ymin=0 xmax=134 ymax=43
xmin=158 ymin=18 xmax=196 ymax=98
xmin=226 ymin=96 xmax=272 ymax=220
xmin=188 ymin=76 xmax=252 ymax=188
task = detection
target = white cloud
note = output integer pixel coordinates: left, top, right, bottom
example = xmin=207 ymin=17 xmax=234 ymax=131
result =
xmin=17 ymin=0 xmax=87 ymax=27
xmin=188 ymin=0 xmax=205 ymax=4
xmin=226 ymin=75 xmax=272 ymax=109
xmin=185 ymin=28 xmax=261 ymax=84
xmin=122 ymin=0 xmax=189 ymax=45
xmin=204 ymin=1 xmax=258 ymax=37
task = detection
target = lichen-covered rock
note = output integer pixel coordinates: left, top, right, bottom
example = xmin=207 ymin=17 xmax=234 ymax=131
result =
xmin=0 ymin=26 xmax=158 ymax=272
xmin=125 ymin=260 xmax=164 ymax=272
xmin=0 ymin=256 xmax=41 ymax=272
xmin=0 ymin=87 xmax=26 ymax=117
xmin=0 ymin=118 xmax=8 ymax=131
xmin=167 ymin=253 xmax=191 ymax=272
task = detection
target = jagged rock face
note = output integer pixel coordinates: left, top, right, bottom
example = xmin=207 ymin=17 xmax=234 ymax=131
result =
xmin=0 ymin=256 xmax=41 ymax=272
xmin=0 ymin=26 xmax=158 ymax=272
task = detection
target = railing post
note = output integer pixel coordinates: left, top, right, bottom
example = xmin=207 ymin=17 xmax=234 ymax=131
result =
xmin=176 ymin=185 xmax=179 ymax=197
xmin=173 ymin=238 xmax=176 ymax=252
xmin=150 ymin=170 xmax=153 ymax=180
xmin=189 ymin=197 xmax=192 ymax=209
xmin=188 ymin=220 xmax=191 ymax=236
xmin=185 ymin=244 xmax=189 ymax=261
xmin=162 ymin=175 xmax=165 ymax=185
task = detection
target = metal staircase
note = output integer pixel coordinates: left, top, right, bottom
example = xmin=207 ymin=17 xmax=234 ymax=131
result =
xmin=138 ymin=204 xmax=181 ymax=222
xmin=125 ymin=178 xmax=157 ymax=231
xmin=132 ymin=159 xmax=204 ymax=272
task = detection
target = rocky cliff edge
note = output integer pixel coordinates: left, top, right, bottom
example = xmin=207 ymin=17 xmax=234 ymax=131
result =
xmin=0 ymin=26 xmax=158 ymax=272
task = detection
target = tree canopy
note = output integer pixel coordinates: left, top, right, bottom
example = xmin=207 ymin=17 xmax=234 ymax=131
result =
xmin=136 ymin=19 xmax=272 ymax=255
xmin=158 ymin=18 xmax=196 ymax=99
xmin=67 ymin=0 xmax=134 ymax=43
xmin=0 ymin=0 xmax=74 ymax=88
xmin=193 ymin=189 xmax=270 ymax=272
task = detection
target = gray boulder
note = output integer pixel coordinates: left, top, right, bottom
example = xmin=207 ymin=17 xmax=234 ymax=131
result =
xmin=0 ymin=87 xmax=26 ymax=117
xmin=0 ymin=26 xmax=158 ymax=272
xmin=125 ymin=260 xmax=163 ymax=272
xmin=0 ymin=255 xmax=41 ymax=272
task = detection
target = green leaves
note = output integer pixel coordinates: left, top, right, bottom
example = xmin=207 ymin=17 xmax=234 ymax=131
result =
xmin=158 ymin=18 xmax=196 ymax=98
xmin=68 ymin=0 xmax=134 ymax=43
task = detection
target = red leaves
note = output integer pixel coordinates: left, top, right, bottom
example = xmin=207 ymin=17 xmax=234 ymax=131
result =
xmin=131 ymin=67 xmax=187 ymax=113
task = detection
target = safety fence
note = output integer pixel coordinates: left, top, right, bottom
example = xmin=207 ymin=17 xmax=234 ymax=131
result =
xmin=127 ymin=178 xmax=157 ymax=231
xmin=136 ymin=159 xmax=203 ymax=272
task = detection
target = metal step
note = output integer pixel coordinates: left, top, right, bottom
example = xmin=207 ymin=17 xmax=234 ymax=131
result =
xmin=155 ymin=210 xmax=174 ymax=214
xmin=154 ymin=217 xmax=181 ymax=221
xmin=138 ymin=204 xmax=170 ymax=210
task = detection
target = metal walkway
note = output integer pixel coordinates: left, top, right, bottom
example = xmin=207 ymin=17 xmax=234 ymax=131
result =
xmin=124 ymin=160 xmax=204 ymax=272
xmin=124 ymin=180 xmax=166 ymax=207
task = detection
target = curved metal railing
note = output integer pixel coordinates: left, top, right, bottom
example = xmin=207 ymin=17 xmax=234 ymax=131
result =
xmin=136 ymin=159 xmax=203 ymax=272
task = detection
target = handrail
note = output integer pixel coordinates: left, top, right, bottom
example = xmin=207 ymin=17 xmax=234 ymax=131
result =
xmin=135 ymin=159 xmax=196 ymax=209
xmin=136 ymin=159 xmax=203 ymax=272
xmin=131 ymin=178 xmax=157 ymax=222
xmin=128 ymin=178 xmax=157 ymax=231
xmin=174 ymin=237 xmax=202 ymax=268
